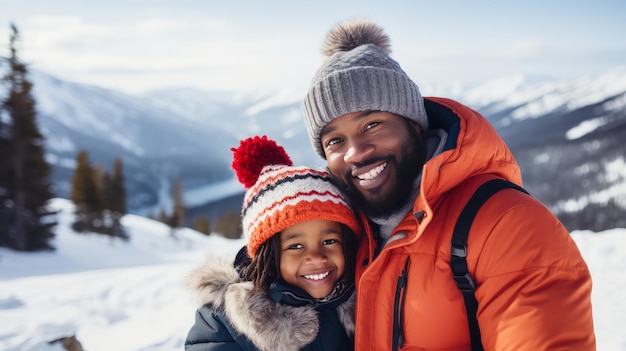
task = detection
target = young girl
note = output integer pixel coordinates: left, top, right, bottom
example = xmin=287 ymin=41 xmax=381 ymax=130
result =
xmin=184 ymin=135 xmax=361 ymax=351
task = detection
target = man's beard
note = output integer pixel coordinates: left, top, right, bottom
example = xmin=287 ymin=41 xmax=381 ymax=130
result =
xmin=341 ymin=139 xmax=422 ymax=219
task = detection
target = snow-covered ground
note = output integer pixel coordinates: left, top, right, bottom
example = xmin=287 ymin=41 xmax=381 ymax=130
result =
xmin=1 ymin=198 xmax=624 ymax=350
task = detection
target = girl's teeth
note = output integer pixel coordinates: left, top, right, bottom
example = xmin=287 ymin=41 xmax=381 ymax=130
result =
xmin=304 ymin=271 xmax=330 ymax=280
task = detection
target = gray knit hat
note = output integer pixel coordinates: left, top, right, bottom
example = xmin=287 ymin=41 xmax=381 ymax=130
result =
xmin=303 ymin=18 xmax=428 ymax=158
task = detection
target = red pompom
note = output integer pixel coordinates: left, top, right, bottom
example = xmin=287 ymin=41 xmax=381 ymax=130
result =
xmin=231 ymin=135 xmax=292 ymax=188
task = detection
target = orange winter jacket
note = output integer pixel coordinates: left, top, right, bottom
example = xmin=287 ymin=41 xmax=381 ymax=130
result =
xmin=353 ymin=97 xmax=595 ymax=351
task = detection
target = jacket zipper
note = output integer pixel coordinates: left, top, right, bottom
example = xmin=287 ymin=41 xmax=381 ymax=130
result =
xmin=392 ymin=258 xmax=410 ymax=351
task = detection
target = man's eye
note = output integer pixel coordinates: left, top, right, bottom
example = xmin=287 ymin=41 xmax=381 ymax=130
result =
xmin=365 ymin=121 xmax=379 ymax=130
xmin=326 ymin=137 xmax=342 ymax=146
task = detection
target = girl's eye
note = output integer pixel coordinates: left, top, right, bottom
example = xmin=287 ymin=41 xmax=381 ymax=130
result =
xmin=323 ymin=239 xmax=340 ymax=246
xmin=287 ymin=243 xmax=304 ymax=250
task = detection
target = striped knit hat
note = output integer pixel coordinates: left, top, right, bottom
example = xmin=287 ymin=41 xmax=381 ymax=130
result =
xmin=231 ymin=135 xmax=360 ymax=258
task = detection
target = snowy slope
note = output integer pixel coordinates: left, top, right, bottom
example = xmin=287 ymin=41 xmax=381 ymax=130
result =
xmin=0 ymin=199 xmax=624 ymax=350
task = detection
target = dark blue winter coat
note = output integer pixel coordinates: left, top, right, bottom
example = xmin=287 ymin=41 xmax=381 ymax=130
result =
xmin=184 ymin=254 xmax=355 ymax=351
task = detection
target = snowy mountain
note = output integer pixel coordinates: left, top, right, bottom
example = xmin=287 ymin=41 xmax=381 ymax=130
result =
xmin=25 ymin=70 xmax=241 ymax=212
xmin=139 ymin=68 xmax=626 ymax=231
xmin=464 ymin=68 xmax=626 ymax=231
xmin=18 ymin=66 xmax=626 ymax=231
xmin=139 ymin=85 xmax=325 ymax=168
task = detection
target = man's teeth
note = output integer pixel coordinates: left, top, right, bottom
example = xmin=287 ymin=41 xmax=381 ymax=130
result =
xmin=358 ymin=163 xmax=387 ymax=180
xmin=304 ymin=271 xmax=330 ymax=280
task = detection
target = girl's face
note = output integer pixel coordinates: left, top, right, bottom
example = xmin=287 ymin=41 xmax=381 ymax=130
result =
xmin=279 ymin=219 xmax=345 ymax=299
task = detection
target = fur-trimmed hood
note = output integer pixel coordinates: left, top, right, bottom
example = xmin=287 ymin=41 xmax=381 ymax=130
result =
xmin=186 ymin=253 xmax=355 ymax=351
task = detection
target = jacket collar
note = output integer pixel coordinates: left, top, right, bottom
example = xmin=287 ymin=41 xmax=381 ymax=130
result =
xmin=268 ymin=280 xmax=354 ymax=308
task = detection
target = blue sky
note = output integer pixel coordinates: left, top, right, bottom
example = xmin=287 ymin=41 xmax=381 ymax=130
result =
xmin=1 ymin=0 xmax=625 ymax=95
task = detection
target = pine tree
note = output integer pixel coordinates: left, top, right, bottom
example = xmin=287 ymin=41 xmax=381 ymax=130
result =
xmin=168 ymin=178 xmax=185 ymax=237
xmin=0 ymin=53 xmax=11 ymax=246
xmin=193 ymin=216 xmax=211 ymax=235
xmin=109 ymin=158 xmax=127 ymax=215
xmin=102 ymin=158 xmax=128 ymax=239
xmin=91 ymin=163 xmax=105 ymax=228
xmin=214 ymin=210 xmax=242 ymax=239
xmin=101 ymin=171 xmax=114 ymax=213
xmin=0 ymin=23 xmax=56 ymax=251
xmin=70 ymin=150 xmax=100 ymax=232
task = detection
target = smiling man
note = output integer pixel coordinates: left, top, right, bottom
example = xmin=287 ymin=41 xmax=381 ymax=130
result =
xmin=303 ymin=18 xmax=596 ymax=351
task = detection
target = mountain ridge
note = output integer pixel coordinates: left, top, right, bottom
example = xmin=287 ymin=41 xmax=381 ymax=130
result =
xmin=10 ymin=66 xmax=626 ymax=231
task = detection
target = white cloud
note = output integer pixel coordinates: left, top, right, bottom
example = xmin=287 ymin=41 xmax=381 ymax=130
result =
xmin=2 ymin=2 xmax=624 ymax=94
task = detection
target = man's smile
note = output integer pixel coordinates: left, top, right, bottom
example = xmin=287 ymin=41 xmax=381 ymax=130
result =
xmin=353 ymin=161 xmax=389 ymax=190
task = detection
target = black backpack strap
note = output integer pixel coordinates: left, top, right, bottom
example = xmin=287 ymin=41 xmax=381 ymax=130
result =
xmin=450 ymin=178 xmax=529 ymax=351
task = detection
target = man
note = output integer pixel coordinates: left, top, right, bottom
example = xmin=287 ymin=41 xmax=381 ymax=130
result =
xmin=302 ymin=18 xmax=595 ymax=351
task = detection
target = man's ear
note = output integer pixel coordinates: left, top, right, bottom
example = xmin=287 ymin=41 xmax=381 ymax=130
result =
xmin=406 ymin=118 xmax=423 ymax=135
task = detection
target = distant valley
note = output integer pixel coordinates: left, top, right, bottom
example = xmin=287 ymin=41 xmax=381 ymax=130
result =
xmin=24 ymin=67 xmax=626 ymax=232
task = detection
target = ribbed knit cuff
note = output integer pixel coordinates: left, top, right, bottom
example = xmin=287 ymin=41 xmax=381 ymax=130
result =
xmin=304 ymin=67 xmax=427 ymax=158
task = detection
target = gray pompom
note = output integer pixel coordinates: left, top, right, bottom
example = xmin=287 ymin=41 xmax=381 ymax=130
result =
xmin=321 ymin=18 xmax=391 ymax=57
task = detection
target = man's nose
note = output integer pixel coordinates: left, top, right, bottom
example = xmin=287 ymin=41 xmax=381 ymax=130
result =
xmin=344 ymin=139 xmax=374 ymax=164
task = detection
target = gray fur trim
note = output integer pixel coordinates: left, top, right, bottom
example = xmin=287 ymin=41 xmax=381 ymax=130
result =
xmin=336 ymin=290 xmax=356 ymax=336
xmin=225 ymin=283 xmax=318 ymax=351
xmin=185 ymin=253 xmax=241 ymax=310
